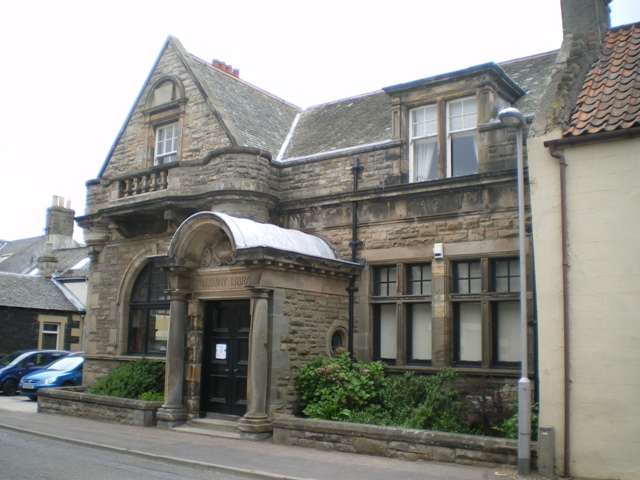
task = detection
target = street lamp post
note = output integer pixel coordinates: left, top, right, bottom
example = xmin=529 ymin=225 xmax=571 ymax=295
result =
xmin=498 ymin=107 xmax=531 ymax=476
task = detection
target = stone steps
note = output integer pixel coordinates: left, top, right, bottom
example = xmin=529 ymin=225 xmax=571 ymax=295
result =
xmin=172 ymin=414 xmax=243 ymax=440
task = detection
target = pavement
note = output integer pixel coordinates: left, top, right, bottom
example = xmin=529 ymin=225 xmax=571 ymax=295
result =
xmin=0 ymin=394 xmax=540 ymax=480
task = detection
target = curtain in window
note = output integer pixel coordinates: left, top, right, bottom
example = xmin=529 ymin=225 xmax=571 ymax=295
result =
xmin=410 ymin=303 xmax=432 ymax=361
xmin=379 ymin=304 xmax=397 ymax=359
xmin=415 ymin=140 xmax=438 ymax=181
xmin=496 ymin=301 xmax=520 ymax=363
xmin=458 ymin=302 xmax=482 ymax=362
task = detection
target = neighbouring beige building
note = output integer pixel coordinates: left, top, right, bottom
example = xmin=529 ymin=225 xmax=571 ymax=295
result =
xmin=528 ymin=4 xmax=640 ymax=478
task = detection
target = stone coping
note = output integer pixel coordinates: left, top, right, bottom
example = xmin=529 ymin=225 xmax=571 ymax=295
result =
xmin=37 ymin=388 xmax=164 ymax=427
xmin=273 ymin=415 xmax=537 ymax=468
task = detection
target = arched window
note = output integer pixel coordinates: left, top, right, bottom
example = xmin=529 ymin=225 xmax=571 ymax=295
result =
xmin=128 ymin=263 xmax=170 ymax=355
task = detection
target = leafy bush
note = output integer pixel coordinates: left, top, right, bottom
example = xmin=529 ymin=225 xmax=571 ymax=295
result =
xmin=296 ymin=350 xmax=386 ymax=420
xmin=351 ymin=369 xmax=471 ymax=433
xmin=494 ymin=401 xmax=539 ymax=440
xmin=296 ymin=352 xmax=540 ymax=438
xmin=87 ymin=358 xmax=165 ymax=401
xmin=463 ymin=382 xmax=516 ymax=436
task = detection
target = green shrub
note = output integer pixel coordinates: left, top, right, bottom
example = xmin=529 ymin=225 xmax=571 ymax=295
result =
xmin=494 ymin=401 xmax=539 ymax=440
xmin=377 ymin=369 xmax=471 ymax=433
xmin=87 ymin=358 xmax=165 ymax=401
xmin=296 ymin=353 xmax=530 ymax=438
xmin=296 ymin=350 xmax=386 ymax=420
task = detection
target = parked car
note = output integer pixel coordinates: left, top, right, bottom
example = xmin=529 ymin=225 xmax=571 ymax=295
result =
xmin=18 ymin=354 xmax=84 ymax=399
xmin=0 ymin=350 xmax=71 ymax=395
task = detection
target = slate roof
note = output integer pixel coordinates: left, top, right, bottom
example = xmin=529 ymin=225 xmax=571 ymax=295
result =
xmin=51 ymin=247 xmax=90 ymax=278
xmin=276 ymin=53 xmax=557 ymax=162
xmin=279 ymin=91 xmax=393 ymax=161
xmin=501 ymin=51 xmax=559 ymax=117
xmin=565 ymin=22 xmax=640 ymax=136
xmin=0 ymin=272 xmax=78 ymax=312
xmin=0 ymin=236 xmax=44 ymax=274
xmin=188 ymin=52 xmax=300 ymax=157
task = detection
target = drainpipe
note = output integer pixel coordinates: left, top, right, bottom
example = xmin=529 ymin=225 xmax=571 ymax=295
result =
xmin=546 ymin=143 xmax=571 ymax=477
xmin=348 ymin=156 xmax=364 ymax=358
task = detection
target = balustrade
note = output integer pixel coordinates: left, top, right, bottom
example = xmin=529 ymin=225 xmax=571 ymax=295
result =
xmin=120 ymin=170 xmax=169 ymax=197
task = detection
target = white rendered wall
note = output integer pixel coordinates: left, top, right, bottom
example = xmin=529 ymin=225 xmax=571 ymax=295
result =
xmin=529 ymin=133 xmax=640 ymax=479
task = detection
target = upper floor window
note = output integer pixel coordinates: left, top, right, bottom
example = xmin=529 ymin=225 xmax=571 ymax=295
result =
xmin=447 ymin=97 xmax=477 ymax=177
xmin=155 ymin=123 xmax=178 ymax=165
xmin=409 ymin=97 xmax=477 ymax=182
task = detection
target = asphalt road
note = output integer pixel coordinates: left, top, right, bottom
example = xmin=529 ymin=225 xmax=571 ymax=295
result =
xmin=0 ymin=428 xmax=252 ymax=480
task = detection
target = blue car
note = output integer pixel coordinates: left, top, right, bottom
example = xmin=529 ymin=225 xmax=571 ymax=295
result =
xmin=0 ymin=350 xmax=71 ymax=395
xmin=18 ymin=355 xmax=84 ymax=399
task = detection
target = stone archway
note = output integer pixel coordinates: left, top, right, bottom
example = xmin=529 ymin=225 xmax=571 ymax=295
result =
xmin=155 ymin=211 xmax=356 ymax=436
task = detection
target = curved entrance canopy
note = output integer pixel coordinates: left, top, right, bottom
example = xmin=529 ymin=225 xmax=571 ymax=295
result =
xmin=167 ymin=211 xmax=344 ymax=267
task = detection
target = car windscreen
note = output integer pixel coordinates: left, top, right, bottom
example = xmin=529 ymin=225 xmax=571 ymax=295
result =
xmin=0 ymin=352 xmax=29 ymax=367
xmin=47 ymin=356 xmax=83 ymax=371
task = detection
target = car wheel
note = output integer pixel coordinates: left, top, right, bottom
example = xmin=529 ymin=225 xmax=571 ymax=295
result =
xmin=2 ymin=379 xmax=18 ymax=396
xmin=62 ymin=381 xmax=75 ymax=387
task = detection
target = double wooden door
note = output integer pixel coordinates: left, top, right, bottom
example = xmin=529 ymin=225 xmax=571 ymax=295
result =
xmin=201 ymin=300 xmax=250 ymax=416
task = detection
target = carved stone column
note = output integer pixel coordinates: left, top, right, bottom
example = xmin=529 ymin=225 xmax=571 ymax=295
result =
xmin=238 ymin=287 xmax=272 ymax=439
xmin=157 ymin=269 xmax=191 ymax=429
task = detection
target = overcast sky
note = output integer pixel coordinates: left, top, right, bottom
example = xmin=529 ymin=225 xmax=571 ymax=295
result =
xmin=1 ymin=0 xmax=638 ymax=242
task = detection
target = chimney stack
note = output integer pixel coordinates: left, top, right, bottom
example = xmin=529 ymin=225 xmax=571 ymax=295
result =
xmin=37 ymin=241 xmax=58 ymax=279
xmin=212 ymin=59 xmax=240 ymax=78
xmin=45 ymin=195 xmax=75 ymax=239
xmin=561 ymin=0 xmax=611 ymax=42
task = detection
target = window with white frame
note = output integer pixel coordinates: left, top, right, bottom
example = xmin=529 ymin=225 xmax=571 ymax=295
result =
xmin=41 ymin=323 xmax=60 ymax=349
xmin=452 ymin=258 xmax=520 ymax=367
xmin=155 ymin=123 xmax=178 ymax=165
xmin=410 ymin=105 xmax=439 ymax=181
xmin=373 ymin=263 xmax=432 ymax=365
xmin=447 ymin=97 xmax=478 ymax=177
xmin=409 ymin=97 xmax=478 ymax=182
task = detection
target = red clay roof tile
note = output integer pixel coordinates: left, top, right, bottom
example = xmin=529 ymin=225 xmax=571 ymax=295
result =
xmin=565 ymin=22 xmax=640 ymax=136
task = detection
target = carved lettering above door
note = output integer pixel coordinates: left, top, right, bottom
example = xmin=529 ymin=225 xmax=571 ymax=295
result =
xmin=192 ymin=274 xmax=251 ymax=290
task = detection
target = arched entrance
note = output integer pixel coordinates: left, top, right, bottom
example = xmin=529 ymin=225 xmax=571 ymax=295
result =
xmin=155 ymin=211 xmax=359 ymax=437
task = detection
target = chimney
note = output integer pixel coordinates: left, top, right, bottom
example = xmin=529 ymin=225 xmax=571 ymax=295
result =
xmin=45 ymin=196 xmax=75 ymax=238
xmin=561 ymin=0 xmax=611 ymax=42
xmin=211 ymin=59 xmax=240 ymax=78
xmin=37 ymin=241 xmax=58 ymax=279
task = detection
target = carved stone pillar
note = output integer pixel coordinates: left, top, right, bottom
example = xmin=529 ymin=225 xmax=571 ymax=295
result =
xmin=238 ymin=287 xmax=272 ymax=439
xmin=157 ymin=269 xmax=191 ymax=429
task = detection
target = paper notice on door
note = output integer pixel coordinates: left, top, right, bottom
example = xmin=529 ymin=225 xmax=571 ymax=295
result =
xmin=215 ymin=343 xmax=227 ymax=360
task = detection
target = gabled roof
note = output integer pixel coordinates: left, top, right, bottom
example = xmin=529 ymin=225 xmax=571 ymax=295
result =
xmin=0 ymin=236 xmax=44 ymax=274
xmin=99 ymin=37 xmax=559 ymax=171
xmin=565 ymin=22 xmax=640 ymax=136
xmin=0 ymin=272 xmax=78 ymax=312
xmin=188 ymin=55 xmax=300 ymax=155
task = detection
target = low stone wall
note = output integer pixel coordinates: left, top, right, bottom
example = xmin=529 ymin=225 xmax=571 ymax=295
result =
xmin=37 ymin=388 xmax=164 ymax=427
xmin=273 ymin=415 xmax=537 ymax=468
